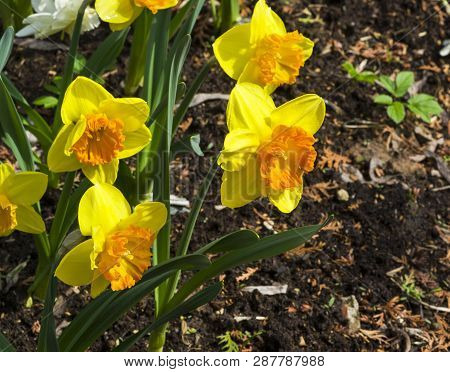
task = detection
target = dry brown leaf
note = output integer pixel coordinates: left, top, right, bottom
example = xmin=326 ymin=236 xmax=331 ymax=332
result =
xmin=236 ymin=267 xmax=259 ymax=283
xmin=317 ymin=147 xmax=351 ymax=171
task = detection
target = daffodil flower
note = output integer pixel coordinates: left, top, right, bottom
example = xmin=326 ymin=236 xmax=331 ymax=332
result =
xmin=48 ymin=77 xmax=151 ymax=184
xmin=0 ymin=162 xmax=48 ymax=237
xmin=218 ymin=83 xmax=325 ymax=213
xmin=95 ymin=0 xmax=178 ymax=31
xmin=213 ymin=0 xmax=314 ymax=93
xmin=55 ymin=183 xmax=167 ymax=297
xmin=16 ymin=0 xmax=100 ymax=39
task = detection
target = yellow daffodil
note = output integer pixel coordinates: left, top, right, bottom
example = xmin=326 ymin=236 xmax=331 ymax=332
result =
xmin=55 ymin=183 xmax=167 ymax=297
xmin=48 ymin=77 xmax=151 ymax=184
xmin=0 ymin=162 xmax=48 ymax=237
xmin=95 ymin=0 xmax=179 ymax=31
xmin=218 ymin=83 xmax=325 ymax=213
xmin=213 ymin=0 xmax=314 ymax=93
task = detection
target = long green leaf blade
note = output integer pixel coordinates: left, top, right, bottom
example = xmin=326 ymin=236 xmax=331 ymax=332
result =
xmin=114 ymin=282 xmax=222 ymax=351
xmin=0 ymin=75 xmax=34 ymax=171
xmin=0 ymin=331 xmax=15 ymax=352
xmin=59 ymin=254 xmax=210 ymax=351
xmin=0 ymin=26 xmax=14 ymax=73
xmin=168 ymin=218 xmax=331 ymax=309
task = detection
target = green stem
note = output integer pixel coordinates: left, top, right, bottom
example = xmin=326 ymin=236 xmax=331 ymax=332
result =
xmin=28 ymin=233 xmax=51 ymax=299
xmin=52 ymin=0 xmax=93 ymax=137
xmin=162 ymin=156 xmax=219 ymax=304
xmin=124 ymin=12 xmax=153 ymax=96
xmin=147 ymin=326 xmax=167 ymax=352
xmin=48 ymin=172 xmax=75 ymax=256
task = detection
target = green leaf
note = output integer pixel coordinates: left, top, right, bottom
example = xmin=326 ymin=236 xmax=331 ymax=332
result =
xmin=59 ymin=254 xmax=211 ymax=351
xmin=0 ymin=331 xmax=15 ymax=352
xmin=407 ymin=94 xmax=443 ymax=123
xmin=395 ymin=71 xmax=414 ymax=97
xmin=356 ymin=71 xmax=378 ymax=84
xmin=342 ymin=61 xmax=377 ymax=84
xmin=169 ymin=0 xmax=197 ymax=39
xmin=196 ymin=229 xmax=260 ymax=255
xmin=168 ymin=218 xmax=330 ymax=310
xmin=342 ymin=61 xmax=357 ymax=77
xmin=378 ymin=75 xmax=397 ymax=96
xmin=0 ymin=75 xmax=34 ymax=171
xmin=373 ymin=94 xmax=393 ymax=105
xmin=218 ymin=0 xmax=240 ymax=32
xmin=37 ymin=275 xmax=59 ymax=351
xmin=0 ymin=26 xmax=14 ymax=73
xmin=387 ymin=102 xmax=406 ymax=124
xmin=33 ymin=96 xmax=58 ymax=109
xmin=1 ymin=73 xmax=52 ymax=153
xmin=113 ymin=282 xmax=222 ymax=351
xmin=82 ymin=28 xmax=129 ymax=79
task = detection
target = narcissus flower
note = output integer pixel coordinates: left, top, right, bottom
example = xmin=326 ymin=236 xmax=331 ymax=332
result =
xmin=95 ymin=0 xmax=178 ymax=31
xmin=0 ymin=162 xmax=48 ymax=237
xmin=218 ymin=83 xmax=325 ymax=213
xmin=55 ymin=183 xmax=167 ymax=297
xmin=16 ymin=0 xmax=100 ymax=39
xmin=48 ymin=77 xmax=151 ymax=184
xmin=213 ymin=0 xmax=314 ymax=93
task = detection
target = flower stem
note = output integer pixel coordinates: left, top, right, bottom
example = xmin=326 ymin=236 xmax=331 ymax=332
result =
xmin=124 ymin=12 xmax=153 ymax=96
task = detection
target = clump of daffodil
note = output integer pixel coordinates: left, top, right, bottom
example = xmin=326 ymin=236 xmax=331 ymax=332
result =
xmin=218 ymin=83 xmax=325 ymax=213
xmin=48 ymin=77 xmax=151 ymax=184
xmin=55 ymin=183 xmax=167 ymax=297
xmin=95 ymin=0 xmax=178 ymax=31
xmin=213 ymin=0 xmax=314 ymax=93
xmin=0 ymin=162 xmax=48 ymax=237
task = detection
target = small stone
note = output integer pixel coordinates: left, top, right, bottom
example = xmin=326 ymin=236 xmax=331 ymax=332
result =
xmin=337 ymin=189 xmax=349 ymax=202
xmin=299 ymin=336 xmax=307 ymax=347
xmin=341 ymin=295 xmax=360 ymax=334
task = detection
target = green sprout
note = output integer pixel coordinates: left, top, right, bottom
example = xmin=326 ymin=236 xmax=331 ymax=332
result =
xmin=374 ymin=71 xmax=443 ymax=124
xmin=342 ymin=61 xmax=378 ymax=84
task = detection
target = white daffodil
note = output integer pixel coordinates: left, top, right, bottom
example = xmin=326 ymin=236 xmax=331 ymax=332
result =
xmin=16 ymin=0 xmax=100 ymax=39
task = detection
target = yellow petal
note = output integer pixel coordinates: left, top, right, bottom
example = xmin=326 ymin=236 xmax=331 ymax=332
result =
xmin=118 ymin=126 xmax=152 ymax=159
xmin=99 ymin=98 xmax=150 ymax=132
xmin=2 ymin=172 xmax=47 ymax=206
xmin=90 ymin=272 xmax=110 ymax=298
xmin=48 ymin=124 xmax=81 ymax=173
xmin=79 ymin=183 xmax=131 ymax=236
xmin=118 ymin=202 xmax=167 ymax=233
xmin=61 ymin=77 xmax=113 ymax=125
xmin=95 ymin=0 xmax=135 ymax=24
xmin=109 ymin=7 xmax=142 ymax=31
xmin=268 ymin=184 xmax=303 ymax=213
xmin=55 ymin=239 xmax=95 ymax=286
xmin=250 ymin=0 xmax=286 ymax=44
xmin=82 ymin=158 xmax=119 ymax=184
xmin=0 ymin=162 xmax=14 ymax=187
xmin=213 ymin=23 xmax=252 ymax=80
xmin=221 ymin=155 xmax=262 ymax=209
xmin=90 ymin=225 xmax=106 ymax=270
xmin=218 ymin=129 xmax=260 ymax=172
xmin=227 ymin=83 xmax=275 ymax=141
xmin=270 ymin=94 xmax=326 ymax=135
xmin=64 ymin=116 xmax=87 ymax=156
xmin=300 ymin=35 xmax=314 ymax=63
xmin=15 ymin=205 xmax=46 ymax=234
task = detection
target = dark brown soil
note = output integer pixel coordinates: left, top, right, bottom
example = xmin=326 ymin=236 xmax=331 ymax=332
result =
xmin=1 ymin=0 xmax=449 ymax=352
